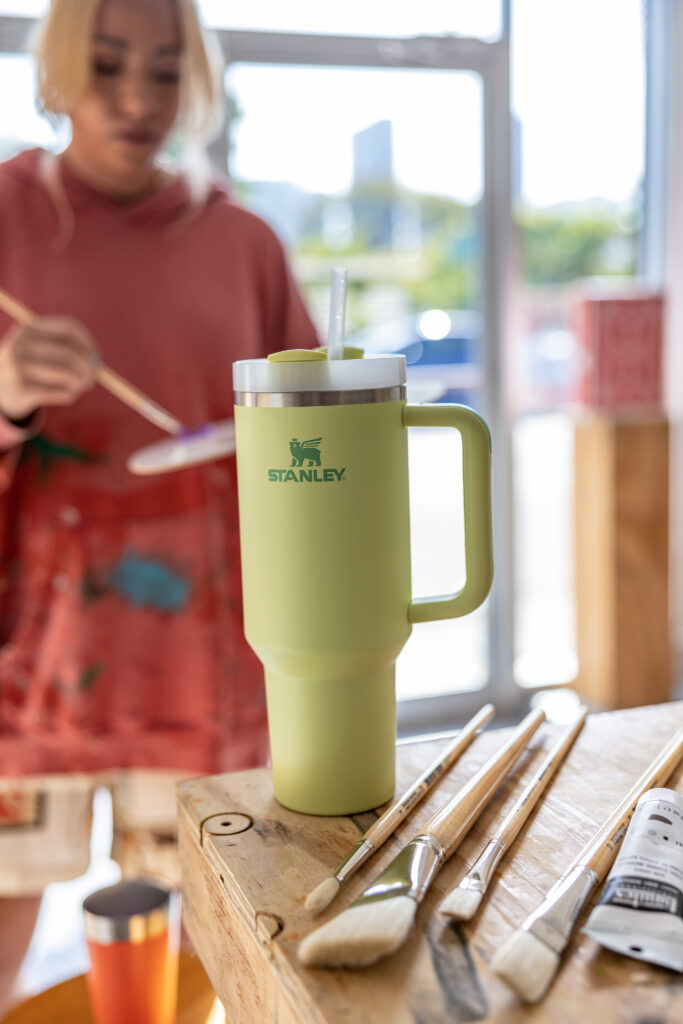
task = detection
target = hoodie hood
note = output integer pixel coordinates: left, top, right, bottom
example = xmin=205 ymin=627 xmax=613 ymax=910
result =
xmin=2 ymin=147 xmax=228 ymax=228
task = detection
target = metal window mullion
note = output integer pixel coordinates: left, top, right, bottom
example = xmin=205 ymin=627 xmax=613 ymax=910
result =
xmin=217 ymin=29 xmax=496 ymax=73
xmin=640 ymin=0 xmax=673 ymax=285
xmin=480 ymin=45 xmax=518 ymax=715
xmin=0 ymin=15 xmax=33 ymax=52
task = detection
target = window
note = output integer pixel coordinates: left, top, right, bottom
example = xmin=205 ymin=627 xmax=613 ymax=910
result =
xmin=0 ymin=6 xmax=515 ymax=728
xmin=0 ymin=0 xmax=655 ymax=729
xmin=511 ymin=0 xmax=646 ymax=690
xmin=224 ymin=63 xmax=491 ymax=707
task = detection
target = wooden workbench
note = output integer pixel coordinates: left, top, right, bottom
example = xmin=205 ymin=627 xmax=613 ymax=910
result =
xmin=178 ymin=702 xmax=683 ymax=1023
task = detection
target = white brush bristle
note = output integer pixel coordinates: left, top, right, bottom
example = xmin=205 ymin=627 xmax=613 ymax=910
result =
xmin=305 ymin=877 xmax=340 ymax=914
xmin=491 ymin=928 xmax=560 ymax=1002
xmin=440 ymin=885 xmax=483 ymax=921
xmin=298 ymin=895 xmax=417 ymax=968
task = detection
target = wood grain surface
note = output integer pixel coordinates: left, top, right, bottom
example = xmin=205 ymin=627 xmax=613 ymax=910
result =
xmin=179 ymin=702 xmax=683 ymax=1024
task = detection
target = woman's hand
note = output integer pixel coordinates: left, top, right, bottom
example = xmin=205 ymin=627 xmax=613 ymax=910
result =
xmin=0 ymin=316 xmax=99 ymax=422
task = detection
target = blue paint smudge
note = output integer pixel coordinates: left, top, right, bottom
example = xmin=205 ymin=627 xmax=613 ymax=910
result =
xmin=108 ymin=551 xmax=191 ymax=612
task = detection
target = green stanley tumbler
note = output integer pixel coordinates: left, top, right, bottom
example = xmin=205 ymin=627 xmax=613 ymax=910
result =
xmin=233 ymin=347 xmax=493 ymax=815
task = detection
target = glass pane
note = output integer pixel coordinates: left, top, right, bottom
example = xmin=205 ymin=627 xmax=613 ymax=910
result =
xmin=201 ymin=1 xmax=502 ymax=41
xmin=0 ymin=2 xmax=48 ymax=14
xmin=0 ymin=54 xmax=57 ymax=157
xmin=226 ymin=63 xmax=488 ymax=699
xmin=510 ymin=0 xmax=645 ymax=687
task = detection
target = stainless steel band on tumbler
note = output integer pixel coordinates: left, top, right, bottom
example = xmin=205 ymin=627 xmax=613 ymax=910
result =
xmin=83 ymin=880 xmax=179 ymax=945
xmin=84 ymin=905 xmax=172 ymax=944
xmin=234 ymin=385 xmax=406 ymax=407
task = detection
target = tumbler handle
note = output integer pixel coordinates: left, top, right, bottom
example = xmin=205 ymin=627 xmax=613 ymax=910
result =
xmin=404 ymin=404 xmax=493 ymax=624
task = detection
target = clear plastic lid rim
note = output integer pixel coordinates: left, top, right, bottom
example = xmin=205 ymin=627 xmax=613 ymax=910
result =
xmin=233 ymin=353 xmax=407 ymax=395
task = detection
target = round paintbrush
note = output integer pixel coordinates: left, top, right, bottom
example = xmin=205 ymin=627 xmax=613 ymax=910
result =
xmin=440 ymin=705 xmax=588 ymax=921
xmin=304 ymin=702 xmax=496 ymax=914
xmin=298 ymin=708 xmax=546 ymax=969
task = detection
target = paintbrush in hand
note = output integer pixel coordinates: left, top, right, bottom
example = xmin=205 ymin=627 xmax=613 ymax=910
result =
xmin=305 ymin=702 xmax=496 ymax=914
xmin=491 ymin=727 xmax=683 ymax=1003
xmin=0 ymin=287 xmax=183 ymax=435
xmin=441 ymin=705 xmax=587 ymax=921
xmin=298 ymin=707 xmax=545 ymax=968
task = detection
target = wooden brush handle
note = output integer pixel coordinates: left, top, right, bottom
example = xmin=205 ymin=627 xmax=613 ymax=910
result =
xmin=0 ymin=289 xmax=33 ymax=327
xmin=363 ymin=703 xmax=496 ymax=847
xmin=94 ymin=365 xmax=182 ymax=435
xmin=572 ymin=728 xmax=683 ymax=881
xmin=421 ymin=708 xmax=546 ymax=858
xmin=495 ymin=706 xmax=587 ymax=850
xmin=0 ymin=287 xmax=182 ymax=435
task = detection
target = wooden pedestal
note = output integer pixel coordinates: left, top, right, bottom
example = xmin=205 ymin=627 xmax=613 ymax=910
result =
xmin=575 ymin=414 xmax=671 ymax=708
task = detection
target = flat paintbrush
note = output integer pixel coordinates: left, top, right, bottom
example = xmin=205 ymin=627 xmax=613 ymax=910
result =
xmin=298 ymin=707 xmax=545 ymax=969
xmin=491 ymin=727 xmax=683 ymax=1003
xmin=441 ymin=705 xmax=587 ymax=921
xmin=305 ymin=702 xmax=496 ymax=914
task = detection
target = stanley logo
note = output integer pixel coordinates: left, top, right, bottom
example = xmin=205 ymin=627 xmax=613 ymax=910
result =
xmin=289 ymin=437 xmax=322 ymax=466
xmin=268 ymin=437 xmax=346 ymax=483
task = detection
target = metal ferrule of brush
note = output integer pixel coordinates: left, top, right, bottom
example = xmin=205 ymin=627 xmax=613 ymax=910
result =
xmin=460 ymin=838 xmax=506 ymax=892
xmin=524 ymin=864 xmax=598 ymax=954
xmin=332 ymin=839 xmax=374 ymax=882
xmin=353 ymin=834 xmax=445 ymax=907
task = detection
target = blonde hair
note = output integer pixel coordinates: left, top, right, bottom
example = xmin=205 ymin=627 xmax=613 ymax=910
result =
xmin=33 ymin=0 xmax=224 ymax=170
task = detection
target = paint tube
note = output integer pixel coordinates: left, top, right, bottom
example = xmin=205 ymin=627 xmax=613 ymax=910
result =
xmin=582 ymin=788 xmax=683 ymax=972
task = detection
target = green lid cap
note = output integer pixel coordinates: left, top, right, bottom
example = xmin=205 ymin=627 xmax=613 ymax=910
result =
xmin=267 ymin=349 xmax=327 ymax=363
xmin=315 ymin=345 xmax=365 ymax=360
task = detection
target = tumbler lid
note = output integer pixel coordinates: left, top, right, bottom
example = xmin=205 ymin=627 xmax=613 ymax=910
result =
xmin=233 ymin=346 xmax=406 ymax=397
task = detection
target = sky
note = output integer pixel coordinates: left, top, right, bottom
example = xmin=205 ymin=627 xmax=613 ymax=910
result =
xmin=0 ymin=0 xmax=645 ymax=209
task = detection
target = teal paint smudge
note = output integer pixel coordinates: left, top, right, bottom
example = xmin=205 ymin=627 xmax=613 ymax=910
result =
xmin=20 ymin=432 xmax=105 ymax=482
xmin=79 ymin=662 xmax=105 ymax=692
xmin=108 ymin=551 xmax=190 ymax=612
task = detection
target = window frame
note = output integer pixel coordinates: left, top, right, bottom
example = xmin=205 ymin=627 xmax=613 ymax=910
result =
xmin=0 ymin=9 xmax=528 ymax=733
xmin=213 ymin=25 xmax=518 ymax=731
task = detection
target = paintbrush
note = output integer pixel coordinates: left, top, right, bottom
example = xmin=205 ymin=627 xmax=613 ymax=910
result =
xmin=491 ymin=727 xmax=683 ymax=1003
xmin=305 ymin=702 xmax=496 ymax=915
xmin=298 ymin=707 xmax=545 ymax=968
xmin=0 ymin=287 xmax=183 ymax=435
xmin=441 ymin=705 xmax=588 ymax=921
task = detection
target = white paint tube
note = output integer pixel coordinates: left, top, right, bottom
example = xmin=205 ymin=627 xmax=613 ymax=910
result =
xmin=583 ymin=788 xmax=683 ymax=972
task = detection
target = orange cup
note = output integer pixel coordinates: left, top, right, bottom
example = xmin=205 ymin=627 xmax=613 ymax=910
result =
xmin=83 ymin=880 xmax=180 ymax=1024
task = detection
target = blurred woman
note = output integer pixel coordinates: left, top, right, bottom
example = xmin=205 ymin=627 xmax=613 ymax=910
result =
xmin=0 ymin=0 xmax=318 ymax=1008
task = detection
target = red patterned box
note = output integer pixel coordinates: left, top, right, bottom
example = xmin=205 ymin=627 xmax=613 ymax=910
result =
xmin=572 ymin=289 xmax=664 ymax=409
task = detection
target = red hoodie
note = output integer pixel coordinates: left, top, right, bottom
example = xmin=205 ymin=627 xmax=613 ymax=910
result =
xmin=0 ymin=148 xmax=319 ymax=776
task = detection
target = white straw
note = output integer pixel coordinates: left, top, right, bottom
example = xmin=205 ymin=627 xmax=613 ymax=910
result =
xmin=327 ymin=267 xmax=348 ymax=361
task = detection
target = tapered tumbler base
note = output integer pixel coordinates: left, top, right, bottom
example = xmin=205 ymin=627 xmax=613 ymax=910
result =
xmin=264 ymin=666 xmax=396 ymax=815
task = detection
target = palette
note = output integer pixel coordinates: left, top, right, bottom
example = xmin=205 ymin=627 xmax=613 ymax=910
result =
xmin=127 ymin=419 xmax=236 ymax=475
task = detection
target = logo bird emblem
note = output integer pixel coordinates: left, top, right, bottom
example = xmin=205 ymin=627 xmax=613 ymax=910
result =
xmin=289 ymin=437 xmax=322 ymax=467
